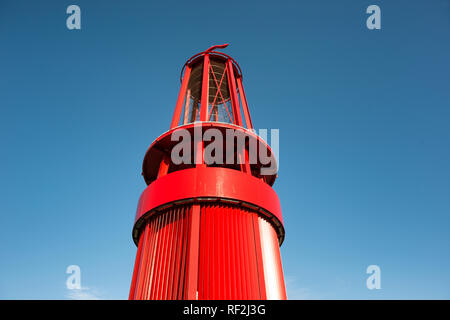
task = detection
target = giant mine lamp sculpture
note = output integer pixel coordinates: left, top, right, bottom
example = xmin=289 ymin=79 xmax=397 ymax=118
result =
xmin=129 ymin=45 xmax=287 ymax=300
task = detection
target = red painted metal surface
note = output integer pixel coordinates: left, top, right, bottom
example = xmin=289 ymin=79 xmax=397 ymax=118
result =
xmin=236 ymin=76 xmax=253 ymax=129
xmin=141 ymin=122 xmax=278 ymax=186
xmin=170 ymin=65 xmax=191 ymax=129
xmin=133 ymin=166 xmax=285 ymax=244
xmin=200 ymin=55 xmax=210 ymax=122
xmin=198 ymin=204 xmax=264 ymax=299
xmin=226 ymin=60 xmax=243 ymax=127
xmin=129 ymin=203 xmax=285 ymax=300
xmin=129 ymin=45 xmax=287 ymax=300
xmin=130 ymin=206 xmax=192 ymax=299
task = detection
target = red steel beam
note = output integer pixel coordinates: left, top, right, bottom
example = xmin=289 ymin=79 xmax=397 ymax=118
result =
xmin=170 ymin=66 xmax=191 ymax=129
xmin=200 ymin=55 xmax=210 ymax=122
xmin=236 ymin=76 xmax=253 ymax=129
xmin=185 ymin=204 xmax=201 ymax=299
xmin=226 ymin=60 xmax=242 ymax=126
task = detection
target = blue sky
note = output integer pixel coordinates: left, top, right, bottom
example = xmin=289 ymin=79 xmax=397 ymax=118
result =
xmin=0 ymin=0 xmax=449 ymax=299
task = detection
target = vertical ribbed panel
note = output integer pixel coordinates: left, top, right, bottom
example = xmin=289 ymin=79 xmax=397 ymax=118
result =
xmin=197 ymin=203 xmax=266 ymax=300
xmin=130 ymin=203 xmax=286 ymax=300
xmin=259 ymin=216 xmax=287 ymax=300
xmin=130 ymin=206 xmax=191 ymax=300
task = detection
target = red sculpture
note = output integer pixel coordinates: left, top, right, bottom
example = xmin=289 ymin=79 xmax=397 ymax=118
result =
xmin=129 ymin=45 xmax=287 ymax=300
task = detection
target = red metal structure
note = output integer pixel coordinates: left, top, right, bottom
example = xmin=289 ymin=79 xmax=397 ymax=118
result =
xmin=129 ymin=45 xmax=287 ymax=300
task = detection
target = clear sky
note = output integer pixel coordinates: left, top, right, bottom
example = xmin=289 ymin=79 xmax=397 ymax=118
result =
xmin=0 ymin=0 xmax=449 ymax=299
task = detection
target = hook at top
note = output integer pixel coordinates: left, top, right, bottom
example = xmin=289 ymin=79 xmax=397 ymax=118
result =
xmin=181 ymin=43 xmax=243 ymax=82
xmin=204 ymin=43 xmax=229 ymax=53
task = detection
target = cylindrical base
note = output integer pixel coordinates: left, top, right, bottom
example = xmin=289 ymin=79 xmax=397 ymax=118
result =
xmin=129 ymin=203 xmax=286 ymax=300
